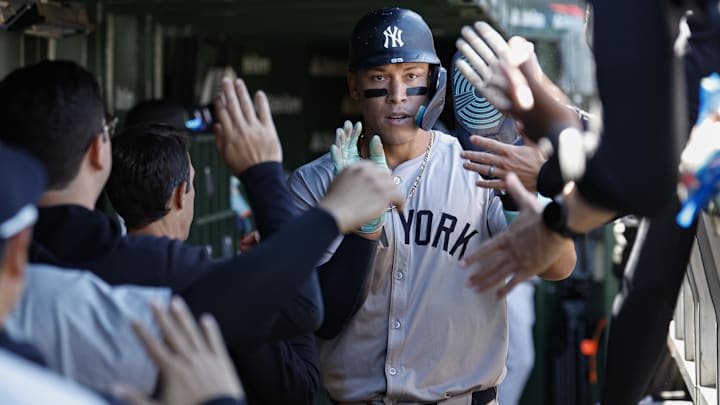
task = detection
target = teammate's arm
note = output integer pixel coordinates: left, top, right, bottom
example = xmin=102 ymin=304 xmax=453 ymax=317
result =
xmin=287 ymin=162 xmax=381 ymax=339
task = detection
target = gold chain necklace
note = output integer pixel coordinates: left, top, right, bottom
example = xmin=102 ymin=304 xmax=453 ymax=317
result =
xmin=387 ymin=131 xmax=434 ymax=212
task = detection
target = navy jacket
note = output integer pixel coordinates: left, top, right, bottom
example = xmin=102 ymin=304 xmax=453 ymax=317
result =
xmin=30 ymin=161 xmax=375 ymax=404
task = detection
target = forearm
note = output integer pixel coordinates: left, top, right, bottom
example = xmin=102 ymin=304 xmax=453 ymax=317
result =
xmin=315 ymin=234 xmax=377 ymax=339
xmin=239 ymin=162 xmax=294 ymax=237
xmin=538 ymin=238 xmax=576 ymax=280
xmin=519 ymin=93 xmax=580 ymax=143
xmin=576 ymin=0 xmax=677 ymax=216
xmin=564 ymin=183 xmax=616 ymax=234
xmin=180 ymin=208 xmax=339 ymax=348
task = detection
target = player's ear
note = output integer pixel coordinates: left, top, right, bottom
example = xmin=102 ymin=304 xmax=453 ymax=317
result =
xmin=172 ymin=182 xmax=187 ymax=210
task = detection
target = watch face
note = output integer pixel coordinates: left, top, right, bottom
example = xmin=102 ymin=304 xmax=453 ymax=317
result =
xmin=543 ymin=201 xmax=564 ymax=230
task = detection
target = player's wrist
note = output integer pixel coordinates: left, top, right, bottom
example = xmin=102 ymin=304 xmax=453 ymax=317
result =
xmin=357 ymin=216 xmax=384 ymax=235
xmin=353 ymin=227 xmax=383 ymax=240
xmin=541 ymin=194 xmax=584 ymax=239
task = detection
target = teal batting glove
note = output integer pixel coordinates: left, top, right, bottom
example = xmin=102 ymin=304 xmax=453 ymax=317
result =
xmin=329 ymin=124 xmax=389 ymax=234
xmin=368 ymin=135 xmax=389 ymax=170
xmin=359 ymin=135 xmax=389 ymax=234
xmin=330 ymin=120 xmax=362 ymax=174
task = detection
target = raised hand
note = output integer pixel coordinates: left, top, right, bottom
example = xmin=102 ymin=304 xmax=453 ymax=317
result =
xmin=455 ymin=22 xmax=579 ymax=141
xmin=330 ymin=121 xmax=390 ymax=235
xmin=214 ymin=78 xmax=283 ymax=175
xmin=464 ymin=173 xmax=574 ymax=298
xmin=460 ymin=135 xmax=546 ymax=192
xmin=113 ymin=297 xmax=244 ymax=405
xmin=319 ymin=161 xmax=403 ymax=234
xmin=330 ymin=121 xmax=362 ymax=173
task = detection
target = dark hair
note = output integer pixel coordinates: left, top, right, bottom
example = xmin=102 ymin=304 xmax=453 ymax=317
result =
xmin=107 ymin=123 xmax=191 ymax=230
xmin=0 ymin=60 xmax=105 ymax=189
xmin=124 ymin=99 xmax=189 ymax=130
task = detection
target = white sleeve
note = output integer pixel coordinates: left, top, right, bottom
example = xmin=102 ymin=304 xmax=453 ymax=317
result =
xmin=0 ymin=349 xmax=109 ymax=405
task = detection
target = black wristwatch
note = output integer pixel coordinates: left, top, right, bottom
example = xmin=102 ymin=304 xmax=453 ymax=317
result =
xmin=542 ymin=195 xmax=584 ymax=239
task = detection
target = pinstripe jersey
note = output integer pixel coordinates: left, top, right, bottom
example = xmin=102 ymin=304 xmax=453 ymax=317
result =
xmin=289 ymin=131 xmax=508 ymax=403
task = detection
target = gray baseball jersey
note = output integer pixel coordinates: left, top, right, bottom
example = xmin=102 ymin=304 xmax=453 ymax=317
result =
xmin=6 ymin=263 xmax=170 ymax=394
xmin=288 ymin=131 xmax=508 ymax=402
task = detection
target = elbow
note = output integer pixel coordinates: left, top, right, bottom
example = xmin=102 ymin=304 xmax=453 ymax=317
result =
xmin=308 ymin=302 xmax=324 ymax=332
xmin=315 ymin=320 xmax=343 ymax=340
xmin=294 ymin=274 xmax=325 ymax=334
xmin=539 ymin=240 xmax=577 ymax=281
xmin=297 ymin=300 xmax=324 ymax=334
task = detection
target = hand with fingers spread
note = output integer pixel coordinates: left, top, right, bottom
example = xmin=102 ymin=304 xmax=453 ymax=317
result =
xmin=113 ymin=297 xmax=245 ymax=405
xmin=318 ymin=161 xmax=403 ymax=235
xmin=463 ymin=173 xmax=576 ymax=298
xmin=455 ymin=22 xmax=579 ymax=142
xmin=330 ymin=121 xmax=390 ymax=236
xmin=214 ymin=78 xmax=282 ymax=176
xmin=330 ymin=121 xmax=363 ymax=172
xmin=460 ymin=135 xmax=546 ymax=192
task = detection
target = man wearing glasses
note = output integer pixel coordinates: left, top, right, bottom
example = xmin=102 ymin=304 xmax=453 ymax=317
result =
xmin=0 ymin=60 xmax=404 ymax=394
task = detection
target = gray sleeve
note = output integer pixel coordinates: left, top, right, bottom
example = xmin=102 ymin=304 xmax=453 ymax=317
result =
xmin=287 ymin=160 xmax=344 ymax=265
xmin=288 ymin=168 xmax=323 ymax=215
xmin=287 ymin=157 xmax=337 ymax=215
xmin=6 ymin=265 xmax=171 ymax=394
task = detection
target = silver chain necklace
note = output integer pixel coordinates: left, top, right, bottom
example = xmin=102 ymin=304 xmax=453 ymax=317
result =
xmin=387 ymin=131 xmax=434 ymax=212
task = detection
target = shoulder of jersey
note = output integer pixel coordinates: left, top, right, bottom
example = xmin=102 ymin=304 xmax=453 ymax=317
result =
xmin=431 ymin=131 xmax=465 ymax=159
xmin=292 ymin=152 xmax=335 ymax=181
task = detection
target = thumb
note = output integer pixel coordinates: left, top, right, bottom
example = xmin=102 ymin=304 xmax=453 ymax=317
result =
xmin=369 ymin=135 xmax=388 ymax=169
xmin=330 ymin=144 xmax=343 ymax=173
xmin=504 ymin=172 xmax=536 ymax=211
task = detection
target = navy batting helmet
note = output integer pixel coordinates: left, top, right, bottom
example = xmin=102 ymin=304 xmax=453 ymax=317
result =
xmin=348 ymin=8 xmax=441 ymax=71
xmin=348 ymin=8 xmax=447 ymax=130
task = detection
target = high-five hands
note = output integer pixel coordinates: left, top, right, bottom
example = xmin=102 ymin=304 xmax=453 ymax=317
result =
xmin=330 ymin=121 xmax=390 ymax=235
xmin=113 ymin=297 xmax=244 ymax=405
xmin=455 ymin=22 xmax=579 ymax=142
xmin=463 ymin=174 xmax=574 ymax=298
xmin=214 ymin=78 xmax=283 ymax=175
xmin=461 ymin=135 xmax=546 ymax=192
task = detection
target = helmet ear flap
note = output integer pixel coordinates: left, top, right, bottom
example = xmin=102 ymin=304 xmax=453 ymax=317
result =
xmin=415 ymin=66 xmax=447 ymax=130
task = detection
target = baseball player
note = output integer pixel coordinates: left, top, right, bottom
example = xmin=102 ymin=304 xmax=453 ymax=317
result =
xmin=289 ymin=8 xmax=576 ymax=404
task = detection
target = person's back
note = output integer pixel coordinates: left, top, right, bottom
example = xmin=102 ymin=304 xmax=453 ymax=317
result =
xmin=0 ymin=60 xmax=206 ymax=290
xmin=6 ymin=263 xmax=169 ymax=393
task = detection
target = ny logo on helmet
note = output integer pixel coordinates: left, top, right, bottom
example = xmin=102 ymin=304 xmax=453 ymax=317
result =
xmin=383 ymin=26 xmax=404 ymax=48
